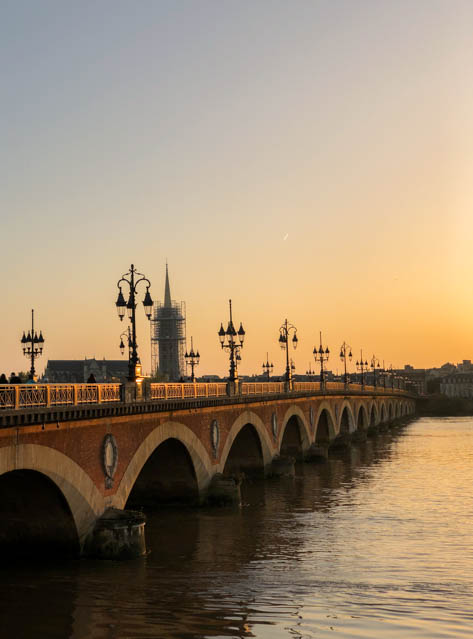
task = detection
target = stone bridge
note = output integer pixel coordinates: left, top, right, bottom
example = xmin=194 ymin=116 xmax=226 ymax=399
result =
xmin=0 ymin=381 xmax=415 ymax=557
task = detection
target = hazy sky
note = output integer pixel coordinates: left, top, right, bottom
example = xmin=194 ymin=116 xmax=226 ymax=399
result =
xmin=2 ymin=0 xmax=473 ymax=377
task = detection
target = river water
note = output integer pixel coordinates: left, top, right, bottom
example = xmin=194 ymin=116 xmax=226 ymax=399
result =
xmin=1 ymin=417 xmax=473 ymax=638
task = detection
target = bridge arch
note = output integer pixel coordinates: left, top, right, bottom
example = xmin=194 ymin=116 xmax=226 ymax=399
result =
xmin=115 ymin=421 xmax=212 ymax=509
xmin=219 ymin=411 xmax=273 ymax=476
xmin=337 ymin=401 xmax=356 ymax=435
xmin=0 ymin=469 xmax=79 ymax=557
xmin=279 ymin=406 xmax=311 ymax=456
xmin=314 ymin=402 xmax=336 ymax=443
xmin=380 ymin=403 xmax=387 ymax=423
xmin=125 ymin=438 xmax=200 ymax=508
xmin=0 ymin=444 xmax=103 ymax=549
xmin=356 ymin=404 xmax=369 ymax=430
xmin=368 ymin=402 xmax=378 ymax=426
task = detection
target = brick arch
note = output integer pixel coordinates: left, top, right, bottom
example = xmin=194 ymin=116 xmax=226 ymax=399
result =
xmin=380 ymin=402 xmax=387 ymax=423
xmin=368 ymin=401 xmax=379 ymax=426
xmin=337 ymin=400 xmax=356 ymax=434
xmin=0 ymin=444 xmax=103 ymax=549
xmin=115 ymin=421 xmax=213 ymax=509
xmin=279 ymin=405 xmax=311 ymax=453
xmin=219 ymin=410 xmax=274 ymax=474
xmin=314 ymin=401 xmax=336 ymax=442
xmin=356 ymin=403 xmax=369 ymax=429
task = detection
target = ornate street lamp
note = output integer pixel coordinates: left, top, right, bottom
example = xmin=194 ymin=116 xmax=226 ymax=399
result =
xmin=185 ymin=336 xmax=200 ymax=382
xmin=313 ymin=332 xmax=330 ymax=387
xmin=218 ymin=299 xmax=245 ymax=383
xmin=21 ymin=309 xmax=44 ymax=381
xmin=119 ymin=326 xmax=132 ymax=365
xmin=306 ymin=363 xmax=316 ymax=380
xmin=339 ymin=341 xmax=352 ymax=386
xmin=355 ymin=350 xmax=369 ymax=387
xmin=116 ymin=264 xmax=153 ymax=381
xmin=262 ymin=353 xmax=274 ymax=380
xmin=370 ymin=354 xmax=381 ymax=387
xmin=278 ymin=319 xmax=298 ymax=387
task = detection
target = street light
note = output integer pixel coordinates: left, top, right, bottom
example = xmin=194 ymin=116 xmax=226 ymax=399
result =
xmin=370 ymin=354 xmax=381 ymax=387
xmin=380 ymin=360 xmax=387 ymax=388
xmin=119 ymin=326 xmax=132 ymax=366
xmin=116 ymin=264 xmax=153 ymax=381
xmin=355 ymin=350 xmax=369 ymax=387
xmin=278 ymin=319 xmax=298 ymax=387
xmin=185 ymin=336 xmax=200 ymax=382
xmin=306 ymin=363 xmax=316 ymax=380
xmin=388 ymin=364 xmax=395 ymax=389
xmin=339 ymin=341 xmax=352 ymax=386
xmin=218 ymin=299 xmax=245 ymax=383
xmin=21 ymin=309 xmax=44 ymax=381
xmin=290 ymin=358 xmax=296 ymax=377
xmin=313 ymin=331 xmax=330 ymax=387
xmin=262 ymin=353 xmax=274 ymax=380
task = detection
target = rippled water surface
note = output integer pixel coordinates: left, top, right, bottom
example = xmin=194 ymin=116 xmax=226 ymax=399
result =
xmin=2 ymin=417 xmax=473 ymax=638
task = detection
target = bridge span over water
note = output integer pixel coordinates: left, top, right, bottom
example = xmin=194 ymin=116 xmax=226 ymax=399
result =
xmin=0 ymin=381 xmax=415 ymax=557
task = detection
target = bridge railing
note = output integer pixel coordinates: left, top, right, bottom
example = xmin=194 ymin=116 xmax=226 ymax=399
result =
xmin=0 ymin=383 xmax=121 ymax=410
xmin=241 ymin=382 xmax=285 ymax=395
xmin=293 ymin=382 xmax=321 ymax=392
xmin=0 ymin=380 xmax=410 ymax=411
xmin=149 ymin=382 xmax=227 ymax=400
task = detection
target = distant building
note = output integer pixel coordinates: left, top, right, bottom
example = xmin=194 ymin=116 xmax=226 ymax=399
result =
xmin=394 ymin=366 xmax=427 ymax=395
xmin=150 ymin=264 xmax=186 ymax=381
xmin=44 ymin=358 xmax=129 ymax=383
xmin=440 ymin=373 xmax=473 ymax=398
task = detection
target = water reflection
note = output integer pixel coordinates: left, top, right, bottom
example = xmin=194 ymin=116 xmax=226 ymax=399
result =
xmin=2 ymin=419 xmax=472 ymax=638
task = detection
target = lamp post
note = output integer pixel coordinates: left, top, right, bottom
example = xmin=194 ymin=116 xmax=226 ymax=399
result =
xmin=306 ymin=363 xmax=316 ymax=380
xmin=185 ymin=336 xmax=200 ymax=382
xmin=278 ymin=319 xmax=298 ymax=389
xmin=313 ymin=332 xmax=330 ymax=388
xmin=290 ymin=358 xmax=296 ymax=377
xmin=388 ymin=365 xmax=395 ymax=389
xmin=380 ymin=360 xmax=386 ymax=388
xmin=262 ymin=353 xmax=273 ymax=380
xmin=370 ymin=354 xmax=381 ymax=387
xmin=339 ymin=341 xmax=352 ymax=386
xmin=355 ymin=350 xmax=368 ymax=387
xmin=21 ymin=309 xmax=44 ymax=381
xmin=218 ymin=299 xmax=245 ymax=385
xmin=119 ymin=326 xmax=132 ymax=364
xmin=115 ymin=264 xmax=153 ymax=382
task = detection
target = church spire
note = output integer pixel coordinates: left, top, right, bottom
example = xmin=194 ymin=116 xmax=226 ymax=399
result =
xmin=164 ymin=261 xmax=172 ymax=307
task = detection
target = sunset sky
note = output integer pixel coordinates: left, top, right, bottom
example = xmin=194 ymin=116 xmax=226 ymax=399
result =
xmin=2 ymin=1 xmax=473 ymax=377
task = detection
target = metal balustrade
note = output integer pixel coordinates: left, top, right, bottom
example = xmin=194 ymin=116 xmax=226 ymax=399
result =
xmin=241 ymin=382 xmax=285 ymax=395
xmin=149 ymin=382 xmax=227 ymax=400
xmin=293 ymin=382 xmax=321 ymax=392
xmin=0 ymin=380 xmax=410 ymax=411
xmin=0 ymin=383 xmax=121 ymax=410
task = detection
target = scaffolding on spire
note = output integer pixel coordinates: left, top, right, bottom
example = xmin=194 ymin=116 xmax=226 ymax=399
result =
xmin=150 ymin=264 xmax=186 ymax=380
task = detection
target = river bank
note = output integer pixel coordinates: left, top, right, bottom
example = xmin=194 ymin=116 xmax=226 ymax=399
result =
xmin=418 ymin=394 xmax=473 ymax=416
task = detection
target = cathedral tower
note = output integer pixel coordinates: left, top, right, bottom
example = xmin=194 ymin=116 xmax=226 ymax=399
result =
xmin=150 ymin=264 xmax=186 ymax=380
